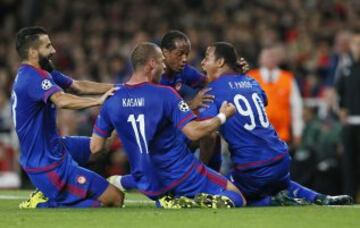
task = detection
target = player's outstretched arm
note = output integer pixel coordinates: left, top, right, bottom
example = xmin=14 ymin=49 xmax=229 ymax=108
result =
xmin=182 ymin=101 xmax=235 ymax=141
xmin=69 ymin=80 xmax=114 ymax=95
xmin=50 ymin=87 xmax=117 ymax=109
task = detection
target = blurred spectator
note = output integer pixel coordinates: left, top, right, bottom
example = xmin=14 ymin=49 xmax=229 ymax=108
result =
xmin=248 ymin=45 xmax=303 ymax=146
xmin=326 ymin=31 xmax=352 ymax=86
xmin=336 ymin=31 xmax=360 ymax=201
xmin=292 ymin=106 xmax=342 ymax=195
xmin=0 ymin=142 xmax=20 ymax=188
xmin=0 ymin=90 xmax=12 ymax=139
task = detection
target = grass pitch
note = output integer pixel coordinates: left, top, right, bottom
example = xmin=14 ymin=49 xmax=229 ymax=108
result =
xmin=0 ymin=190 xmax=359 ymax=228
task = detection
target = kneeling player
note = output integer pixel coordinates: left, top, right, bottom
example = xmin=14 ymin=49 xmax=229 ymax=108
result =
xmin=13 ymin=27 xmax=124 ymax=208
xmin=199 ymin=42 xmax=352 ymax=206
xmin=91 ymin=42 xmax=246 ymax=208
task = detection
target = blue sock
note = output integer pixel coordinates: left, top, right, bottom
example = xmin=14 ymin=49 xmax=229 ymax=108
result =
xmin=219 ymin=190 xmax=245 ymax=207
xmin=248 ymin=197 xmax=272 ymax=207
xmin=287 ymin=181 xmax=319 ymax=202
xmin=121 ymin=174 xmax=137 ymax=190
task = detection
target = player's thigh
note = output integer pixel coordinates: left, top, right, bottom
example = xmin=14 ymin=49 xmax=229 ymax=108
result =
xmin=68 ymin=165 xmax=110 ymax=200
xmin=70 ymin=166 xmax=124 ymax=206
xmin=173 ymin=162 xmax=228 ymax=197
xmin=231 ymin=157 xmax=290 ymax=198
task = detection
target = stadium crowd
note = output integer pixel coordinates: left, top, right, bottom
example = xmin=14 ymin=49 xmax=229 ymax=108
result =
xmin=1 ymin=0 xmax=360 ymax=200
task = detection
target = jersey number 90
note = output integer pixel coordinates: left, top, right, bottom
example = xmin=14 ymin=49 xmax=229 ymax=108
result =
xmin=233 ymin=92 xmax=269 ymax=131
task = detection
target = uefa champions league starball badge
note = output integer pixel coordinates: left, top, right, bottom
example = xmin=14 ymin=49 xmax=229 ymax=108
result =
xmin=41 ymin=79 xmax=53 ymax=90
xmin=178 ymin=100 xmax=190 ymax=112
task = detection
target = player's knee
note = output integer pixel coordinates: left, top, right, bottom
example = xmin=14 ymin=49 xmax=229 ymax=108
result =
xmin=226 ymin=180 xmax=247 ymax=206
xmin=226 ymin=180 xmax=239 ymax=193
xmin=98 ymin=185 xmax=125 ymax=207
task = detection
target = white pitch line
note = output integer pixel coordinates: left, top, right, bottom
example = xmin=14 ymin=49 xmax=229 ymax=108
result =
xmin=0 ymin=195 xmax=26 ymax=200
xmin=0 ymin=195 xmax=154 ymax=204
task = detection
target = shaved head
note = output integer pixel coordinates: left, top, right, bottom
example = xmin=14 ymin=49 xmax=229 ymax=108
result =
xmin=131 ymin=42 xmax=161 ymax=70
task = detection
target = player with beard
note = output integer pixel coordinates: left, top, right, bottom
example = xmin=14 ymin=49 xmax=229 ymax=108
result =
xmin=12 ymin=26 xmax=124 ymax=208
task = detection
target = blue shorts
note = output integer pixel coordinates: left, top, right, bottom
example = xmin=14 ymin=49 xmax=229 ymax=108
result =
xmin=146 ymin=160 xmax=228 ymax=199
xmin=26 ymin=153 xmax=109 ymax=208
xmin=230 ymin=154 xmax=291 ymax=201
xmin=61 ymin=136 xmax=91 ymax=166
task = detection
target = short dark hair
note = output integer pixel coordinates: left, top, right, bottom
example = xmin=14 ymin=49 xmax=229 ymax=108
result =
xmin=15 ymin=26 xmax=48 ymax=60
xmin=211 ymin=42 xmax=242 ymax=73
xmin=160 ymin=30 xmax=190 ymax=51
xmin=130 ymin=42 xmax=159 ymax=70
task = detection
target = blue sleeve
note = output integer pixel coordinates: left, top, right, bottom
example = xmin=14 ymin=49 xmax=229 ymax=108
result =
xmin=93 ymin=103 xmax=114 ymax=138
xmin=51 ymin=70 xmax=73 ymax=89
xmin=183 ymin=65 xmax=206 ymax=88
xmin=27 ymin=70 xmax=62 ymax=104
xmin=164 ymin=87 xmax=196 ymax=129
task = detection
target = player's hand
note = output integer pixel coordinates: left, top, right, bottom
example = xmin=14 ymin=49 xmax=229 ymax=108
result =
xmin=219 ymin=101 xmax=236 ymax=118
xmin=238 ymin=57 xmax=250 ymax=74
xmin=98 ymin=87 xmax=119 ymax=105
xmin=189 ymin=88 xmax=214 ymax=110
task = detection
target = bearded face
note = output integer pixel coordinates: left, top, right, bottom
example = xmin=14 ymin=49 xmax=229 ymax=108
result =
xmin=35 ymin=34 xmax=56 ymax=72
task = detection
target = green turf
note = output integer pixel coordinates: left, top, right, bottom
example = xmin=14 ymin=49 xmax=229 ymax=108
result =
xmin=0 ymin=190 xmax=359 ymax=228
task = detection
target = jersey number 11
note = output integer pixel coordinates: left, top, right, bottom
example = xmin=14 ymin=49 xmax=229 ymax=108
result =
xmin=127 ymin=114 xmax=149 ymax=154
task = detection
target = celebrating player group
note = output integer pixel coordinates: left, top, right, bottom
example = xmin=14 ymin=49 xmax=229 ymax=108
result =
xmin=12 ymin=27 xmax=352 ymax=209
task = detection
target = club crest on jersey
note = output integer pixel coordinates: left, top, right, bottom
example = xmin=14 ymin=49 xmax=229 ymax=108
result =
xmin=76 ymin=175 xmax=87 ymax=185
xmin=41 ymin=79 xmax=53 ymax=90
xmin=178 ymin=100 xmax=190 ymax=112
xmin=175 ymin=82 xmax=182 ymax=91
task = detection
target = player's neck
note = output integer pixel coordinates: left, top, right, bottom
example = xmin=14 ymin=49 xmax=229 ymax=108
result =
xmin=126 ymin=72 xmax=150 ymax=85
xmin=21 ymin=60 xmax=41 ymax=69
xmin=164 ymin=67 xmax=176 ymax=77
xmin=216 ymin=66 xmax=236 ymax=79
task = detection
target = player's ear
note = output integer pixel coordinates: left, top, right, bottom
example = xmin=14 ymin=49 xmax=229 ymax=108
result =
xmin=149 ymin=58 xmax=156 ymax=68
xmin=162 ymin=48 xmax=170 ymax=57
xmin=28 ymin=47 xmax=37 ymax=59
xmin=217 ymin=57 xmax=225 ymax=68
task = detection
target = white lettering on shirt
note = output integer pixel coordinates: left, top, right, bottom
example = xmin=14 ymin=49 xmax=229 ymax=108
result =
xmin=228 ymin=81 xmax=252 ymax=89
xmin=122 ymin=98 xmax=145 ymax=107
